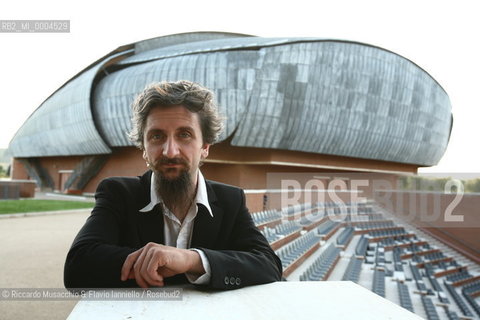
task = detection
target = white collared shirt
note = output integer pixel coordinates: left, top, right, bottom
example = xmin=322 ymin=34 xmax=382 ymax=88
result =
xmin=139 ymin=170 xmax=212 ymax=285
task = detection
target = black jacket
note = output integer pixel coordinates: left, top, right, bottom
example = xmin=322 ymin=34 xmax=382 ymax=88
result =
xmin=64 ymin=171 xmax=282 ymax=289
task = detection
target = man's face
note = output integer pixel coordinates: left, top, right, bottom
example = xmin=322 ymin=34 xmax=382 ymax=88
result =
xmin=142 ymin=105 xmax=210 ymax=185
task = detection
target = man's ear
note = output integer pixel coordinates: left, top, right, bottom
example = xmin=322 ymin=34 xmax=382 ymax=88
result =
xmin=201 ymin=144 xmax=210 ymax=159
xmin=142 ymin=149 xmax=147 ymax=160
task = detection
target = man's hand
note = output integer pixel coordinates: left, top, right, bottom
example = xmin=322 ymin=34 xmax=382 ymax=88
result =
xmin=120 ymin=242 xmax=205 ymax=288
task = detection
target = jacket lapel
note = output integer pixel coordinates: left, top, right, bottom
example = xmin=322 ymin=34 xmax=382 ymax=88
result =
xmin=191 ymin=180 xmax=223 ymax=249
xmin=136 ymin=171 xmax=165 ymax=246
xmin=137 ymin=204 xmax=164 ymax=245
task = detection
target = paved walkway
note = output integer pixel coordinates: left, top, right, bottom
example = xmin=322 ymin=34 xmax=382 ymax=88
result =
xmin=0 ymin=210 xmax=90 ymax=320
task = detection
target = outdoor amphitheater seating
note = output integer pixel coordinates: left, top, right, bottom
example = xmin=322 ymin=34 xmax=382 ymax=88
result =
xmin=342 ymin=256 xmax=363 ymax=283
xmin=397 ymin=282 xmax=414 ymax=313
xmin=445 ymin=310 xmax=460 ymax=320
xmin=336 ymin=226 xmax=354 ymax=247
xmin=355 ymin=235 xmax=369 ymax=257
xmin=299 ymin=244 xmax=341 ymax=281
xmin=461 ymin=281 xmax=480 ymax=317
xmin=251 ymin=209 xmax=282 ymax=225
xmin=372 ymin=269 xmax=385 ymax=297
xmin=276 ymin=231 xmax=320 ymax=270
xmin=316 ymin=220 xmax=340 ymax=237
xmin=421 ymin=296 xmax=440 ymax=320
xmin=444 ymin=282 xmax=474 ymax=317
xmin=446 ymin=271 xmax=472 ymax=283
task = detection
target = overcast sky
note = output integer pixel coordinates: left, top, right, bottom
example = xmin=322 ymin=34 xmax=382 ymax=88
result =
xmin=1 ymin=0 xmax=478 ymax=176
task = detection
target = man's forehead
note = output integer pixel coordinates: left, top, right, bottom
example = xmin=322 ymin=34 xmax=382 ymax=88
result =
xmin=146 ymin=105 xmax=200 ymax=126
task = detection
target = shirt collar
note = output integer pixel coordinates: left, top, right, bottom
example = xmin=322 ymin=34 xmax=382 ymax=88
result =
xmin=139 ymin=171 xmax=213 ymax=217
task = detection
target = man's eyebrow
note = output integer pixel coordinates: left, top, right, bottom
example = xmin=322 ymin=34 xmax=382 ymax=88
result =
xmin=177 ymin=126 xmax=195 ymax=132
xmin=146 ymin=128 xmax=164 ymax=134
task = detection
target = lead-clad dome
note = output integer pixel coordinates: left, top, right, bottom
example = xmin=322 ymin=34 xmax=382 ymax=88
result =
xmin=9 ymin=32 xmax=452 ymax=166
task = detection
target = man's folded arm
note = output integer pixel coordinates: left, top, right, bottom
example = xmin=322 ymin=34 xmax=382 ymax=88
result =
xmin=65 ymin=180 xmax=282 ymax=289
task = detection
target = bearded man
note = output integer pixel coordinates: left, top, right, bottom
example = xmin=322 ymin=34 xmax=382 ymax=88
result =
xmin=64 ymin=80 xmax=282 ymax=289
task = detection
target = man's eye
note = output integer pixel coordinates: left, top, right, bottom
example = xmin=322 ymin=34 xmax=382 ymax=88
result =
xmin=151 ymin=134 xmax=162 ymax=140
xmin=179 ymin=132 xmax=191 ymax=138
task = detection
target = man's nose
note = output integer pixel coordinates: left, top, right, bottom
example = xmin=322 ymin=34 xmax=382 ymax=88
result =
xmin=162 ymin=137 xmax=180 ymax=158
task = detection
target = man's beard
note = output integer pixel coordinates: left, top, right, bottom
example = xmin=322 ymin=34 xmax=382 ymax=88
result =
xmin=151 ymin=158 xmax=195 ymax=211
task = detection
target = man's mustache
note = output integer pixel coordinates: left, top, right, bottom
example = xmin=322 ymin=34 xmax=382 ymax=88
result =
xmin=157 ymin=157 xmax=189 ymax=166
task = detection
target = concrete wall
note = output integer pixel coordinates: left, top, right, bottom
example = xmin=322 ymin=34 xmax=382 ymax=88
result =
xmin=12 ymin=142 xmax=412 ymax=194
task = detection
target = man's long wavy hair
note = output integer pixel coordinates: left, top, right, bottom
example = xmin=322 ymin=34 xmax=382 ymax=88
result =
xmin=128 ymin=80 xmax=224 ymax=148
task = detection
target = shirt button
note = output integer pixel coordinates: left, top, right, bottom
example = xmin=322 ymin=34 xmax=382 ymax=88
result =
xmin=224 ymin=276 xmax=230 ymax=285
xmin=235 ymin=278 xmax=241 ymax=286
xmin=230 ymin=277 xmax=236 ymax=285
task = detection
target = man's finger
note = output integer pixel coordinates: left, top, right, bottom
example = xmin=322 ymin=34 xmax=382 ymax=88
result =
xmin=121 ymin=249 xmax=143 ymax=281
xmin=145 ymin=249 xmax=166 ymax=286
xmin=138 ymin=247 xmax=164 ymax=287
xmin=134 ymin=247 xmax=151 ymax=288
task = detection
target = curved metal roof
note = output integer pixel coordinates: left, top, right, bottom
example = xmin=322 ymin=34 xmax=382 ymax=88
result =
xmin=8 ymin=57 xmax=117 ymax=157
xmin=9 ymin=32 xmax=452 ymax=166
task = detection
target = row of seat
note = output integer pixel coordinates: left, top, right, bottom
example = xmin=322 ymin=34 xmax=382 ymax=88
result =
xmin=424 ymin=265 xmax=450 ymax=303
xmin=354 ymin=221 xmax=395 ymax=230
xmin=251 ymin=209 xmax=281 ymax=225
xmin=397 ymin=282 xmax=414 ymax=313
xmin=369 ymin=227 xmax=407 ymax=238
xmin=298 ymin=213 xmax=325 ymax=225
xmin=405 ymin=242 xmax=431 ymax=253
xmin=409 ymin=263 xmax=423 ymax=282
xmin=430 ymin=259 xmax=459 ymax=271
xmin=345 ymin=211 xmax=381 ymax=222
xmin=299 ymin=244 xmax=341 ymax=281
xmin=316 ymin=220 xmax=340 ymax=236
xmin=260 ymin=227 xmax=280 ymax=244
xmin=411 ymin=254 xmax=423 ymax=263
xmin=445 ymin=310 xmax=460 ymax=320
xmin=252 ymin=202 xmax=377 ymax=226
xmin=355 ymin=235 xmax=369 ymax=256
xmin=315 ymin=201 xmax=369 ymax=209
xmin=274 ymin=220 xmax=302 ymax=236
xmin=423 ymin=251 xmax=445 ymax=262
xmin=375 ymin=245 xmax=385 ymax=265
xmin=372 ymin=269 xmax=385 ymax=297
xmin=426 ymin=273 xmax=443 ymax=292
xmin=261 ymin=222 xmax=305 ymax=244
xmin=446 ymin=271 xmax=472 ymax=283
xmin=444 ymin=282 xmax=474 ymax=317
xmin=421 ymin=296 xmax=440 ymax=320
xmin=342 ymin=256 xmax=363 ymax=282
xmin=462 ymin=281 xmax=480 ymax=317
xmin=281 ymin=202 xmax=314 ymax=216
xmin=379 ymin=237 xmax=396 ymax=247
xmin=409 ymin=263 xmax=428 ymax=291
xmin=393 ymin=247 xmax=404 ymax=272
xmin=276 ymin=231 xmax=320 ymax=270
xmin=336 ymin=226 xmax=354 ymax=246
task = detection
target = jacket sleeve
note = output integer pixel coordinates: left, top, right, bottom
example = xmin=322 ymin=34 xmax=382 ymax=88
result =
xmin=64 ymin=178 xmax=137 ymax=288
xmin=197 ymin=189 xmax=283 ymax=289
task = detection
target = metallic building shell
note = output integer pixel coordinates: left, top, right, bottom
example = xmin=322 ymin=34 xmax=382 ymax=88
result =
xmin=7 ymin=54 xmax=128 ymax=157
xmin=9 ymin=33 xmax=452 ymax=166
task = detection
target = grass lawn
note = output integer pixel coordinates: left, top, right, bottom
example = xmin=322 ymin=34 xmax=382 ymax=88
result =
xmin=0 ymin=199 xmax=94 ymax=214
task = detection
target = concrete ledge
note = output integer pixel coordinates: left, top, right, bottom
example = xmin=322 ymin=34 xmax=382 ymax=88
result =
xmin=67 ymin=282 xmax=424 ymax=320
